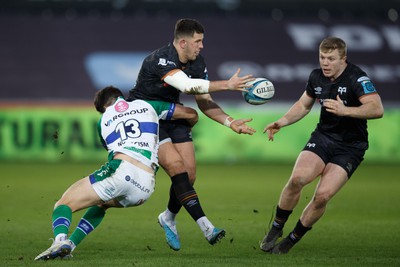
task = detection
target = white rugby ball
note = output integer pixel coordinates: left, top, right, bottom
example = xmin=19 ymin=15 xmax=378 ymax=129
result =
xmin=242 ymin=78 xmax=275 ymax=105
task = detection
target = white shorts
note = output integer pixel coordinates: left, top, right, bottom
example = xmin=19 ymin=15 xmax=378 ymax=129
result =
xmin=90 ymin=160 xmax=155 ymax=207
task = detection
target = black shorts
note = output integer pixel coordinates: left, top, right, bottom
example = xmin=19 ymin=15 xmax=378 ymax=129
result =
xmin=303 ymin=131 xmax=366 ymax=178
xmin=159 ymin=119 xmax=193 ymax=144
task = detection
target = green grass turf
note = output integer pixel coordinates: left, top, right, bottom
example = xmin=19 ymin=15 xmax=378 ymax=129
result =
xmin=1 ymin=162 xmax=399 ymax=266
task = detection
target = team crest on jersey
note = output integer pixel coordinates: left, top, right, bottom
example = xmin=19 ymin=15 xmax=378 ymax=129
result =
xmin=115 ymin=100 xmax=129 ymax=112
xmin=338 ymin=87 xmax=347 ymax=94
xmin=158 ymin=58 xmax=177 ymax=67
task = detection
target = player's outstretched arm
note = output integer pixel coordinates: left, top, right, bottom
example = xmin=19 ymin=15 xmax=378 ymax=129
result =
xmin=263 ymin=91 xmax=314 ymax=141
xmin=163 ymin=68 xmax=254 ymax=94
xmin=263 ymin=122 xmax=281 ymax=141
xmin=209 ymin=68 xmax=255 ymax=92
xmin=195 ymin=94 xmax=256 ymax=135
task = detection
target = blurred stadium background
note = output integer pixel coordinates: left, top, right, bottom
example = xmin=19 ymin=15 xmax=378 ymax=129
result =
xmin=0 ymin=0 xmax=399 ymax=164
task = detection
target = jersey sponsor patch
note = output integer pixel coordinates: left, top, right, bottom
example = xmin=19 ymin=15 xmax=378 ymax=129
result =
xmin=360 ymin=80 xmax=377 ymax=94
xmin=357 ymin=76 xmax=377 ymax=94
xmin=357 ymin=76 xmax=370 ymax=82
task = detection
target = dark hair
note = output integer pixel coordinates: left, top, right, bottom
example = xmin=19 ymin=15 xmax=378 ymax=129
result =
xmin=94 ymin=86 xmax=124 ymax=113
xmin=174 ymin=18 xmax=204 ymax=40
xmin=319 ymin=36 xmax=347 ymax=59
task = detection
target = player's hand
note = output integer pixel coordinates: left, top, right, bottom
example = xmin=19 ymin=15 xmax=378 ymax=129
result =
xmin=230 ymin=118 xmax=256 ymax=135
xmin=227 ymin=68 xmax=255 ymax=92
xmin=323 ymin=95 xmax=347 ymax=116
xmin=263 ymin=122 xmax=281 ymax=141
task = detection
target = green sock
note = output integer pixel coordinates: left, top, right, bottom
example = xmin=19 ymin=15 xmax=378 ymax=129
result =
xmin=52 ymin=205 xmax=72 ymax=237
xmin=69 ymin=206 xmax=106 ymax=247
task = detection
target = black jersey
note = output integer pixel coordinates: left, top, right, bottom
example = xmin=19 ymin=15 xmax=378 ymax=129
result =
xmin=305 ymin=62 xmax=378 ymax=148
xmin=128 ymin=43 xmax=208 ymax=104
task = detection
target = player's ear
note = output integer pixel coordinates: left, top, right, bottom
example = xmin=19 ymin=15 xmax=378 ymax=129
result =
xmin=179 ymin=39 xmax=186 ymax=49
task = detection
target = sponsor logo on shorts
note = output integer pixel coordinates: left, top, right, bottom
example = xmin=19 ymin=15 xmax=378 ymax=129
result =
xmin=125 ymin=175 xmax=150 ymax=193
xmin=105 ymin=187 xmax=115 ymax=198
xmin=306 ymin=142 xmax=316 ymax=148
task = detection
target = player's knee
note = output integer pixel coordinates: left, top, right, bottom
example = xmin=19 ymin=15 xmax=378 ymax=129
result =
xmin=312 ymin=192 xmax=331 ymax=209
xmin=161 ymin=159 xmax=186 ymax=177
xmin=287 ymin=174 xmax=307 ymax=191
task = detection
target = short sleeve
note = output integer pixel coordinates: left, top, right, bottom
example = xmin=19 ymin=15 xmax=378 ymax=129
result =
xmin=305 ymin=70 xmax=318 ymax=98
xmin=354 ymin=76 xmax=377 ymax=98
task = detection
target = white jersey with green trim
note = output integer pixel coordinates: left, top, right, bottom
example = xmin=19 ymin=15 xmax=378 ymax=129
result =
xmin=98 ymin=97 xmax=175 ymax=170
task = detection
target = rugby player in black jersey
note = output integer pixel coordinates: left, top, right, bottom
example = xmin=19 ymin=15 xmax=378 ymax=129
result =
xmin=128 ymin=18 xmax=256 ymax=250
xmin=260 ymin=36 xmax=384 ymax=254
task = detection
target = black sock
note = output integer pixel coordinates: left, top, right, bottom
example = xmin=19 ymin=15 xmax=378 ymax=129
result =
xmin=288 ymin=219 xmax=312 ymax=243
xmin=169 ymin=172 xmax=205 ymax=221
xmin=273 ymin=205 xmax=293 ymax=229
xmin=167 ymin=185 xmax=182 ymax=214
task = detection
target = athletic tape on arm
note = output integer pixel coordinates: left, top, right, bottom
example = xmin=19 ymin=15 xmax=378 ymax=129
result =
xmin=164 ymin=70 xmax=210 ymax=94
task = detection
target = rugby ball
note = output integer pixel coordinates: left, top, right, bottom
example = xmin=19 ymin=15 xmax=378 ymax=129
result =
xmin=242 ymin=78 xmax=275 ymax=105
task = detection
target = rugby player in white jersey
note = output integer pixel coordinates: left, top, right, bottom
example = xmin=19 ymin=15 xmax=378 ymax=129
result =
xmin=34 ymin=86 xmax=198 ymax=260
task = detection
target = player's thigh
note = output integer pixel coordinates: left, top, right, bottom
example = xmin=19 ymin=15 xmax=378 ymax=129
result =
xmin=290 ymin=151 xmax=326 ymax=185
xmin=115 ymin=164 xmax=155 ymax=207
xmin=315 ymin=163 xmax=348 ymax=201
xmin=174 ymin=141 xmax=196 ymax=184
xmin=56 ymin=177 xmax=102 ymax=212
xmin=158 ymin=141 xmax=186 ymax=177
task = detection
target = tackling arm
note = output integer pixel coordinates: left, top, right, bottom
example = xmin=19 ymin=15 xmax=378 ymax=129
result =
xmin=171 ymin=104 xmax=199 ymax=127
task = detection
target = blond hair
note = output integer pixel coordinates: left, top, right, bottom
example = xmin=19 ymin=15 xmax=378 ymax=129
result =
xmin=319 ymin=37 xmax=347 ymax=59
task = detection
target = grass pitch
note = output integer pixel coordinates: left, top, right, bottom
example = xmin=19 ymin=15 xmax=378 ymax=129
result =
xmin=1 ymin=162 xmax=399 ymax=266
